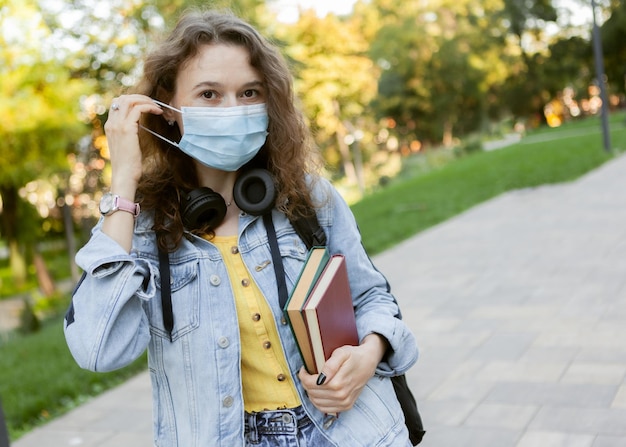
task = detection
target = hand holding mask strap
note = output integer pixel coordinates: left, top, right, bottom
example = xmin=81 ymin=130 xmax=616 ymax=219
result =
xmin=181 ymin=168 xmax=276 ymax=231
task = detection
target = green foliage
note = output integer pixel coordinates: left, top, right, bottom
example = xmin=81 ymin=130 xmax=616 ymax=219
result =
xmin=0 ymin=0 xmax=92 ymax=286
xmin=0 ymin=3 xmax=90 ymax=185
xmin=601 ymin=1 xmax=626 ymax=95
xmin=0 ymin=316 xmax=147 ymax=441
xmin=278 ymin=9 xmax=378 ymax=177
xmin=502 ymin=0 xmax=557 ymax=38
xmin=369 ymin=0 xmax=515 ymax=144
xmin=544 ymin=36 xmax=593 ymax=96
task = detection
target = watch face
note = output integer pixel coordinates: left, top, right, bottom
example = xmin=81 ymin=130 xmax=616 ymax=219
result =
xmin=99 ymin=193 xmax=115 ymax=215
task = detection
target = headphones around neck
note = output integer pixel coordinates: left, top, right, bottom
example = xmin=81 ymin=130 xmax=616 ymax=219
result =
xmin=181 ymin=168 xmax=276 ymax=230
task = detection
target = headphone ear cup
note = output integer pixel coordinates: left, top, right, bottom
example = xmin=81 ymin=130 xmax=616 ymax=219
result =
xmin=233 ymin=168 xmax=276 ymax=216
xmin=181 ymin=187 xmax=227 ymax=230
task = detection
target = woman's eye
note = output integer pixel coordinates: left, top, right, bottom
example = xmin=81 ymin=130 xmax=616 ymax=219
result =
xmin=242 ymin=89 xmax=257 ymax=98
xmin=202 ymin=91 xmax=217 ymax=99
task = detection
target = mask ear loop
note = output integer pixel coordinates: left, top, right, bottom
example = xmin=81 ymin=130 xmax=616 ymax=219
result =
xmin=152 ymin=99 xmax=181 ymax=113
xmin=138 ymin=100 xmax=182 ymax=148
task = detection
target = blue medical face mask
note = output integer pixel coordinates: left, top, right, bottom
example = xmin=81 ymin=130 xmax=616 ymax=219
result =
xmin=142 ymin=101 xmax=269 ymax=172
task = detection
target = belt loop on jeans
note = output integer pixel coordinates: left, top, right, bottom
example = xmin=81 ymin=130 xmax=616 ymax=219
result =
xmin=246 ymin=412 xmax=260 ymax=443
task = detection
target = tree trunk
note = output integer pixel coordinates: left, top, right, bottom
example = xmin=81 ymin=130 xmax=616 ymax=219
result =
xmin=61 ymin=194 xmax=80 ymax=282
xmin=332 ymin=100 xmax=358 ymax=185
xmin=33 ymin=251 xmax=55 ymax=297
xmin=343 ymin=120 xmax=365 ymax=194
xmin=442 ymin=119 xmax=454 ymax=147
xmin=334 ymin=127 xmax=358 ymax=185
xmin=0 ymin=185 xmax=27 ymax=286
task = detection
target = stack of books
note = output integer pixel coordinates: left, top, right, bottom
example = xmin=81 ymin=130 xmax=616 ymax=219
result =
xmin=283 ymin=247 xmax=359 ymax=374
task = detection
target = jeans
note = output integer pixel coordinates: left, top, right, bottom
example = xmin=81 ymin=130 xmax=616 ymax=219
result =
xmin=244 ymin=406 xmax=336 ymax=447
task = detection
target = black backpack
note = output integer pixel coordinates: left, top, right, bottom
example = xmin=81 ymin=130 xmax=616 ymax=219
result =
xmin=158 ymin=211 xmax=425 ymax=445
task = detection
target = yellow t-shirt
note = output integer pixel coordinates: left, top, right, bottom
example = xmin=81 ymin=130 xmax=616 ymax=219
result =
xmin=210 ymin=235 xmax=301 ymax=412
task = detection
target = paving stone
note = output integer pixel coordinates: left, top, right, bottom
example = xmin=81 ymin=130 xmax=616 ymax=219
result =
xmin=611 ymin=385 xmax=626 ymax=409
xmin=561 ymin=362 xmax=626 ymax=385
xmin=515 ymin=430 xmax=595 ymax=447
xmin=417 ymin=426 xmax=522 ymax=447
xmin=529 ymin=406 xmax=626 ymax=436
xmin=485 ymin=382 xmax=619 ymax=408
xmin=592 ymin=435 xmax=626 ymax=447
xmin=464 ymin=403 xmax=538 ymax=430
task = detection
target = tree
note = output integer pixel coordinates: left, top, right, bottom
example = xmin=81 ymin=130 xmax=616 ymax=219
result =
xmin=278 ymin=9 xmax=379 ymax=190
xmin=501 ymin=0 xmax=558 ymax=42
xmin=0 ymin=0 xmax=92 ymax=287
xmin=544 ymin=36 xmax=593 ymax=97
xmin=601 ymin=0 xmax=626 ymax=97
xmin=369 ymin=0 xmax=512 ymax=145
xmin=498 ymin=0 xmax=559 ymax=122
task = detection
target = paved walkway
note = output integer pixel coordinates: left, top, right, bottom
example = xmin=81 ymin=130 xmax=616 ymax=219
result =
xmin=12 ymin=153 xmax=626 ymax=446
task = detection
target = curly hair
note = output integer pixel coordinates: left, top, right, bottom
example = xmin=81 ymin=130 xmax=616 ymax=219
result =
xmin=131 ymin=9 xmax=320 ymax=252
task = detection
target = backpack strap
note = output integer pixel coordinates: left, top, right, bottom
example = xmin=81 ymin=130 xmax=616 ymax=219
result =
xmin=158 ymin=248 xmax=174 ymax=342
xmin=290 ymin=213 xmax=327 ymax=249
xmin=263 ymin=213 xmax=289 ymax=310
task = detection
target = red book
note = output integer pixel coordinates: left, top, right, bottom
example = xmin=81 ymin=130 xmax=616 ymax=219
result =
xmin=302 ymin=254 xmax=359 ymax=373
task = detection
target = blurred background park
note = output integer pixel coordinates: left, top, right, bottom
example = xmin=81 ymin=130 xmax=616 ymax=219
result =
xmin=1 ymin=0 xmax=626 ymax=442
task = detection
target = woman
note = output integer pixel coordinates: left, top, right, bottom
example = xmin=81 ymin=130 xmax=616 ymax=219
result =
xmin=64 ymin=9 xmax=418 ymax=447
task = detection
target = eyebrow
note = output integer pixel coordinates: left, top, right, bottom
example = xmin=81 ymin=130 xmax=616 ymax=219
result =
xmin=193 ymin=80 xmax=265 ymax=90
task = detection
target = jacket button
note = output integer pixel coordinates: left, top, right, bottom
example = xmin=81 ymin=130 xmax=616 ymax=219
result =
xmin=263 ymin=341 xmax=271 ymax=349
xmin=231 ymin=246 xmax=239 ymax=254
xmin=210 ymin=275 xmax=221 ymax=286
xmin=277 ymin=373 xmax=286 ymax=382
xmin=217 ymin=336 xmax=229 ymax=348
xmin=222 ymin=396 xmax=234 ymax=407
xmin=252 ymin=313 xmax=261 ymax=322
xmin=241 ymin=278 xmax=250 ymax=287
xmin=280 ymin=316 xmax=287 ymax=325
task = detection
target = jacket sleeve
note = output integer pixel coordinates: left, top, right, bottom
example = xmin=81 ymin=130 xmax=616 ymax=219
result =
xmin=315 ymin=180 xmax=419 ymax=376
xmin=64 ymin=227 xmax=158 ymax=372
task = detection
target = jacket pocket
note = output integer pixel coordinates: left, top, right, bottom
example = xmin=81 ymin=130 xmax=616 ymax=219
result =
xmin=341 ymin=376 xmax=406 ymax=445
xmin=147 ymin=259 xmax=200 ymax=341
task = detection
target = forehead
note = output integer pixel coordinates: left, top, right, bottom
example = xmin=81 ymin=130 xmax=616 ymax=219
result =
xmin=177 ymin=43 xmax=261 ymax=86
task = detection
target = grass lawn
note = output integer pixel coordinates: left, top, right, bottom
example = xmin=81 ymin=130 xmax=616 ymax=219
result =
xmin=353 ymin=112 xmax=626 ymax=255
xmin=1 ymin=111 xmax=625 ymax=442
xmin=0 ymin=316 xmax=147 ymax=441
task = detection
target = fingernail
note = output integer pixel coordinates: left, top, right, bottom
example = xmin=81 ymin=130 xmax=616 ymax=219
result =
xmin=316 ymin=373 xmax=327 ymax=385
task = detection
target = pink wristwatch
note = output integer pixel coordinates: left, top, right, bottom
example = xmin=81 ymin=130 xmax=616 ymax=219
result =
xmin=99 ymin=192 xmax=140 ymax=217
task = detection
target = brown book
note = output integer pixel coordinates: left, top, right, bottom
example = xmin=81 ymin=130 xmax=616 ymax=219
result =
xmin=284 ymin=247 xmax=330 ymax=373
xmin=302 ymin=254 xmax=359 ymax=374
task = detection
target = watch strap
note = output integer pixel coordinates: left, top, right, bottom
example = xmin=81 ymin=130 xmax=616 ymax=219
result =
xmin=114 ymin=195 xmax=141 ymax=217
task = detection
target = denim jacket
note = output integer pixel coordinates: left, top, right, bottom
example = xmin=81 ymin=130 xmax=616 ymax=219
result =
xmin=64 ymin=178 xmax=419 ymax=447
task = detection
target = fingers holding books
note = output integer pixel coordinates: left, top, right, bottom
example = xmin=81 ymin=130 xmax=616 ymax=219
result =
xmin=298 ymin=345 xmax=372 ymax=413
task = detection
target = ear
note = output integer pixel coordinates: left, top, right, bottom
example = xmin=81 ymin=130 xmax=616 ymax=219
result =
xmin=161 ymin=107 xmax=176 ymax=123
xmin=154 ymin=86 xmax=176 ymax=122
